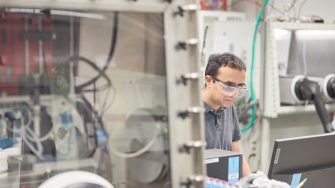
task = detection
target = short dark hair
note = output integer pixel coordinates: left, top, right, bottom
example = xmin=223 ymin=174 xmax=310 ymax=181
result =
xmin=205 ymin=53 xmax=246 ymax=77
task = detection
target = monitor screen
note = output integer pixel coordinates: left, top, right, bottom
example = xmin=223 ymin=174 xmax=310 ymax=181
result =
xmin=268 ymin=133 xmax=335 ymax=188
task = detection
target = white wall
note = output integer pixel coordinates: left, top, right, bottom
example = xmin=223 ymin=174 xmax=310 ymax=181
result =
xmin=270 ymin=0 xmax=335 ymax=23
xmin=229 ymin=0 xmax=262 ymax=20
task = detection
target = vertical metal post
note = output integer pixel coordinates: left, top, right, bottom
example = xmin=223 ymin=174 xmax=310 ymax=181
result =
xmin=165 ymin=0 xmax=205 ymax=187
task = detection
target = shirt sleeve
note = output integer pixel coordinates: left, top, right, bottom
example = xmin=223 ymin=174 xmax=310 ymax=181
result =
xmin=232 ymin=106 xmax=241 ymax=142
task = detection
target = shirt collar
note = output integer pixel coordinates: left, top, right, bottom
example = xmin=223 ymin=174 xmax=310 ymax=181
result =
xmin=204 ymin=102 xmax=225 ymax=114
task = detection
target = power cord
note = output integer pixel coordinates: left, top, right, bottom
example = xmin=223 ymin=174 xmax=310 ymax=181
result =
xmin=76 ymin=12 xmax=119 ymax=91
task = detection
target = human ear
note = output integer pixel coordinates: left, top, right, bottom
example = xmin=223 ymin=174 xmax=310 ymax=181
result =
xmin=205 ymin=75 xmax=213 ymax=86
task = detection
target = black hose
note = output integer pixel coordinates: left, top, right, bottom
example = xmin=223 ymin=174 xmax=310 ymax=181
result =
xmin=76 ymin=99 xmax=97 ymax=157
xmin=66 ymin=56 xmax=112 ymax=93
xmin=76 ymin=12 xmax=119 ymax=91
xmin=327 ymin=77 xmax=335 ymax=98
xmin=296 ymin=78 xmax=334 ymax=133
xmin=313 ymin=91 xmax=334 ymax=133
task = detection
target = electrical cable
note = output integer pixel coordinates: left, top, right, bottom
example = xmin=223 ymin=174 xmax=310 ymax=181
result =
xmin=81 ymin=94 xmax=106 ymax=130
xmin=76 ymin=12 xmax=118 ymax=91
xmin=79 ymin=83 xmax=116 ymax=156
xmin=285 ymin=0 xmax=299 ymax=14
xmin=81 ymin=83 xmax=111 ymax=93
xmin=16 ymin=104 xmax=55 ymax=142
xmin=67 ymin=56 xmax=112 ymax=93
xmin=80 ymin=94 xmax=111 ymax=157
xmin=1 ymin=14 xmax=114 ymax=159
xmin=51 ymin=95 xmax=99 ymax=157
xmin=21 ymin=122 xmax=44 ymax=158
xmin=100 ymin=84 xmax=116 ymax=117
xmin=60 ymin=95 xmax=99 ymax=157
xmin=16 ymin=109 xmax=44 ymax=158
xmin=50 ymin=95 xmax=84 ymax=155
xmin=241 ymin=0 xmax=270 ymax=133
xmin=201 ymin=26 xmax=209 ymax=67
xmin=23 ymin=107 xmax=55 ymax=143
xmin=238 ymin=99 xmax=259 ymax=125
xmin=17 ymin=95 xmax=99 ymax=158
xmin=4 ymin=107 xmax=45 ymax=158
xmin=268 ymin=1 xmax=285 ymax=15
xmin=297 ymin=0 xmax=310 ymax=19
xmin=79 ymin=98 xmax=98 ymax=157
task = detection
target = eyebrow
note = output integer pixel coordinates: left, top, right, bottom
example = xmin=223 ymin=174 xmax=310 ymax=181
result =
xmin=211 ymin=76 xmax=246 ymax=87
xmin=224 ymin=81 xmax=246 ymax=87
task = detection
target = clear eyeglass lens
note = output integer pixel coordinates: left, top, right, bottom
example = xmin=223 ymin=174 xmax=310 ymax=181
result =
xmin=222 ymin=84 xmax=235 ymax=92
xmin=216 ymin=80 xmax=248 ymax=97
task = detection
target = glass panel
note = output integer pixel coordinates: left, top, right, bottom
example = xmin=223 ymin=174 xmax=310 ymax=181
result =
xmin=0 ymin=8 xmax=169 ymax=188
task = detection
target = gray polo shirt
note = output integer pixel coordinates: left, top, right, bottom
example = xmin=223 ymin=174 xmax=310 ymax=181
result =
xmin=204 ymin=103 xmax=241 ymax=151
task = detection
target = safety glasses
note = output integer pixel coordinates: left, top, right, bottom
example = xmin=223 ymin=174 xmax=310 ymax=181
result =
xmin=211 ymin=76 xmax=248 ymax=97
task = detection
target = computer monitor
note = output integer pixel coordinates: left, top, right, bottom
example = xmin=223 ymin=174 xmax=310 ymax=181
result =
xmin=268 ymin=133 xmax=335 ymax=188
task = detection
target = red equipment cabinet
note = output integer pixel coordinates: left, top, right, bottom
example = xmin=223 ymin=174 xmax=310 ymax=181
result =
xmin=0 ymin=13 xmax=54 ymax=96
xmin=200 ymin=0 xmax=228 ymax=10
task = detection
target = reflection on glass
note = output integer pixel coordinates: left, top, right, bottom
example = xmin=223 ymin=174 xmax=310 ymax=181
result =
xmin=0 ymin=8 xmax=169 ymax=188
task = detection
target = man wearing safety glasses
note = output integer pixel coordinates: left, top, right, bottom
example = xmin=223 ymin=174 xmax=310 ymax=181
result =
xmin=202 ymin=53 xmax=251 ymax=177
